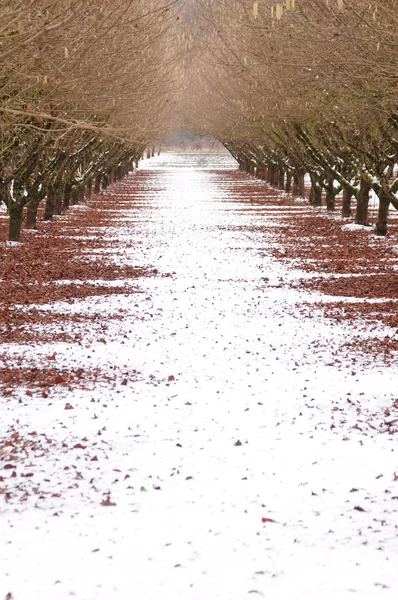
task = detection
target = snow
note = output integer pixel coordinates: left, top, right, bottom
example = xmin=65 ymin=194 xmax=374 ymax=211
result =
xmin=1 ymin=152 xmax=397 ymax=600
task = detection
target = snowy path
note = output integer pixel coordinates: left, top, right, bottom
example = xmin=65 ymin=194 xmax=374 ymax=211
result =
xmin=1 ymin=153 xmax=398 ymax=599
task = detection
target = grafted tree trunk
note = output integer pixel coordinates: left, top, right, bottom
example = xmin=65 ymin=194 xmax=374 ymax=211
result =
xmin=342 ymin=188 xmax=353 ymax=217
xmin=43 ymin=187 xmax=56 ymax=221
xmin=9 ymin=203 xmax=24 ymax=241
xmin=375 ymin=191 xmax=389 ymax=236
xmin=355 ymin=178 xmax=370 ymax=225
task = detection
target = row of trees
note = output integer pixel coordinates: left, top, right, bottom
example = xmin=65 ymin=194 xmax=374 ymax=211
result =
xmin=1 ymin=0 xmax=183 ymax=240
xmin=182 ymin=0 xmax=398 ymax=234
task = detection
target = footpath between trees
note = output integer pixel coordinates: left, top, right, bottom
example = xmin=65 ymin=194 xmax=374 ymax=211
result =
xmin=1 ymin=155 xmax=398 ymax=599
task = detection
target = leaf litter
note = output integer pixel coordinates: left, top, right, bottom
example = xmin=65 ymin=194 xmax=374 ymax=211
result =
xmin=0 ymin=153 xmax=398 ymax=599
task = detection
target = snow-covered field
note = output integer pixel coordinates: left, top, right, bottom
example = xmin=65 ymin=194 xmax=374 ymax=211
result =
xmin=1 ymin=153 xmax=397 ymax=600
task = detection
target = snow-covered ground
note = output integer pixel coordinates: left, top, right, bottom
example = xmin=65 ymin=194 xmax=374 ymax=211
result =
xmin=1 ymin=153 xmax=397 ymax=600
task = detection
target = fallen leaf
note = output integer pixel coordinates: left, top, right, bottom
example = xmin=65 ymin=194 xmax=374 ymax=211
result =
xmin=101 ymin=494 xmax=116 ymax=507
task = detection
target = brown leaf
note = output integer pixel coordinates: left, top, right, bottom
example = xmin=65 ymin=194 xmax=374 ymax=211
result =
xmin=354 ymin=506 xmax=366 ymax=512
xmin=234 ymin=439 xmax=242 ymax=446
xmin=262 ymin=517 xmax=276 ymax=523
xmin=64 ymin=403 xmax=73 ymax=410
xmin=168 ymin=375 xmax=175 ymax=382
xmin=101 ymin=494 xmax=116 ymax=507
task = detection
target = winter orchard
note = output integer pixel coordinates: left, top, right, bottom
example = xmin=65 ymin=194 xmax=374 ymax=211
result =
xmin=1 ymin=0 xmax=398 ymax=239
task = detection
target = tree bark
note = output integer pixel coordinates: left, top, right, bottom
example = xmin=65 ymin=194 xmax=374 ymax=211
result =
xmin=63 ymin=183 xmax=72 ymax=211
xmin=78 ymin=188 xmax=85 ymax=203
xmin=71 ymin=187 xmax=79 ymax=205
xmin=325 ymin=177 xmax=336 ymax=211
xmin=94 ymin=174 xmax=101 ymax=194
xmin=293 ymin=172 xmax=305 ymax=197
xmin=25 ymin=192 xmax=44 ymax=229
xmin=86 ymin=178 xmax=93 ymax=199
xmin=375 ymin=191 xmax=389 ymax=236
xmin=9 ymin=203 xmax=24 ymax=241
xmin=278 ymin=168 xmax=285 ymax=189
xmin=43 ymin=188 xmax=56 ymax=221
xmin=342 ymin=188 xmax=353 ymax=217
xmin=355 ymin=178 xmax=370 ymax=225
xmin=285 ymin=171 xmax=292 ymax=193
xmin=53 ymin=191 xmax=63 ymax=215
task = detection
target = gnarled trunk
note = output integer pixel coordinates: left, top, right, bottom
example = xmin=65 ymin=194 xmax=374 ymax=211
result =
xmin=9 ymin=203 xmax=24 ymax=241
xmin=63 ymin=183 xmax=72 ymax=211
xmin=355 ymin=178 xmax=370 ymax=225
xmin=94 ymin=174 xmax=101 ymax=194
xmin=293 ymin=172 xmax=305 ymax=197
xmin=43 ymin=188 xmax=55 ymax=221
xmin=309 ymin=174 xmax=322 ymax=206
xmin=342 ymin=188 xmax=353 ymax=217
xmin=25 ymin=192 xmax=44 ymax=229
xmin=278 ymin=168 xmax=285 ymax=189
xmin=285 ymin=171 xmax=292 ymax=193
xmin=53 ymin=191 xmax=63 ymax=215
xmin=71 ymin=186 xmax=79 ymax=206
xmin=86 ymin=178 xmax=93 ymax=199
xmin=325 ymin=177 xmax=336 ymax=211
xmin=375 ymin=191 xmax=389 ymax=236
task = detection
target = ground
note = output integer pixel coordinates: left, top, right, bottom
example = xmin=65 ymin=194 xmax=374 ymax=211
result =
xmin=0 ymin=153 xmax=397 ymax=600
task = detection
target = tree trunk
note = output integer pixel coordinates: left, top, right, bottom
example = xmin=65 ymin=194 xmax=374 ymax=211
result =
xmin=78 ymin=188 xmax=85 ymax=203
xmin=293 ymin=172 xmax=305 ymax=197
xmin=270 ymin=165 xmax=277 ymax=186
xmin=298 ymin=173 xmax=305 ymax=197
xmin=43 ymin=188 xmax=55 ymax=221
xmin=309 ymin=174 xmax=322 ymax=206
xmin=86 ymin=178 xmax=93 ymax=199
xmin=63 ymin=183 xmax=72 ymax=211
xmin=375 ymin=191 xmax=389 ymax=236
xmin=94 ymin=174 xmax=101 ymax=194
xmin=285 ymin=171 xmax=292 ymax=193
xmin=355 ymin=178 xmax=370 ymax=225
xmin=53 ymin=191 xmax=63 ymax=215
xmin=342 ymin=188 xmax=353 ymax=217
xmin=102 ymin=174 xmax=109 ymax=190
xmin=278 ymin=168 xmax=285 ymax=189
xmin=325 ymin=177 xmax=336 ymax=211
xmin=9 ymin=203 xmax=24 ymax=241
xmin=71 ymin=187 xmax=79 ymax=206
xmin=25 ymin=192 xmax=44 ymax=230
